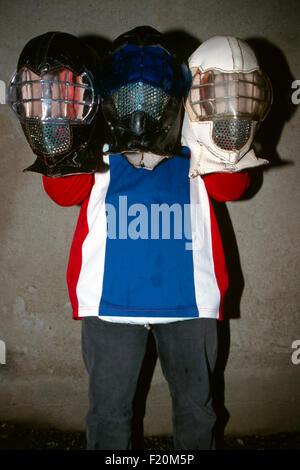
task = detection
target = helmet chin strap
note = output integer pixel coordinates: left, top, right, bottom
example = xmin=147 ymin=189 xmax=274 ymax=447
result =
xmin=123 ymin=151 xmax=168 ymax=170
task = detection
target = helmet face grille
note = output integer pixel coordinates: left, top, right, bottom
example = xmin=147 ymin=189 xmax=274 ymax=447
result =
xmin=27 ymin=121 xmax=71 ymax=154
xmin=188 ymin=69 xmax=272 ymax=122
xmin=112 ymin=81 xmax=169 ymax=121
xmin=9 ymin=68 xmax=97 ymax=124
xmin=213 ymin=119 xmax=252 ymax=150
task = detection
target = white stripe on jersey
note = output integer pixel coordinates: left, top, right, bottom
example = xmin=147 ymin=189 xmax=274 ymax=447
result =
xmin=76 ymin=170 xmax=110 ymax=314
xmin=190 ymin=177 xmax=220 ymax=316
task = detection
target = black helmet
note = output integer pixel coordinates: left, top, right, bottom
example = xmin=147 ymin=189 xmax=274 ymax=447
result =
xmin=8 ymin=31 xmax=101 ymax=176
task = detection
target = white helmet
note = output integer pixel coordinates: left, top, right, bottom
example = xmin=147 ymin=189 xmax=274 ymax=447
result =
xmin=182 ymin=35 xmax=273 ymax=176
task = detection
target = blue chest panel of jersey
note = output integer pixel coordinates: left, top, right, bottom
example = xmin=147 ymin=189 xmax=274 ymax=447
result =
xmin=99 ymin=155 xmax=198 ymax=318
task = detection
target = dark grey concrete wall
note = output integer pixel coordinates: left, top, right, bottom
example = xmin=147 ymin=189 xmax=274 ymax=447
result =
xmin=0 ymin=0 xmax=299 ymax=436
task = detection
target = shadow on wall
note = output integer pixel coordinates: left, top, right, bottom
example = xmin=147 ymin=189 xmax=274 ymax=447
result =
xmin=210 ymin=38 xmax=297 ymax=448
xmin=77 ymin=31 xmax=295 ymax=449
xmin=247 ymin=37 xmax=298 ymax=170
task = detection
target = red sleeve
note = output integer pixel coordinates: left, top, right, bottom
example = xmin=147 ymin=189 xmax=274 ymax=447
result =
xmin=42 ymin=174 xmax=94 ymax=207
xmin=202 ymin=171 xmax=251 ymax=202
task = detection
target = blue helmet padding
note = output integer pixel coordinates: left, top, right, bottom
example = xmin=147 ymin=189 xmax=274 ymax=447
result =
xmin=97 ymin=44 xmax=191 ymax=102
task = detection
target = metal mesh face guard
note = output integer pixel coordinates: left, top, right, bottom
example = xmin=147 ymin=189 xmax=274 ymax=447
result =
xmin=26 ymin=121 xmax=71 ymax=155
xmin=213 ymin=119 xmax=253 ymax=151
xmin=112 ymin=81 xmax=170 ymax=121
xmin=9 ymin=67 xmax=97 ymax=123
xmin=187 ymin=69 xmax=272 ymax=122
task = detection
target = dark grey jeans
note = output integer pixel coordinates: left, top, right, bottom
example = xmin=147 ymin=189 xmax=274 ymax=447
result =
xmin=81 ymin=316 xmax=218 ymax=450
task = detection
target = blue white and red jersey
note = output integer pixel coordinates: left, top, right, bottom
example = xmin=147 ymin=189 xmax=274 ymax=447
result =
xmin=43 ymin=152 xmax=250 ymax=323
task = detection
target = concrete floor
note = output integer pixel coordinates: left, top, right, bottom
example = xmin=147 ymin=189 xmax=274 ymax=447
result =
xmin=0 ymin=421 xmax=300 ymax=450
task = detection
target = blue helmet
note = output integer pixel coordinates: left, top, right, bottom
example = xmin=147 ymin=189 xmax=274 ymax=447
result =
xmin=97 ymin=26 xmax=191 ymax=169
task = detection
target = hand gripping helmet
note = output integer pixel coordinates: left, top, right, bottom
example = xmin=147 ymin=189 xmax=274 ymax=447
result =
xmin=8 ymin=31 xmax=100 ymax=177
xmin=181 ymin=36 xmax=273 ymax=176
xmin=97 ymin=26 xmax=191 ymax=170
